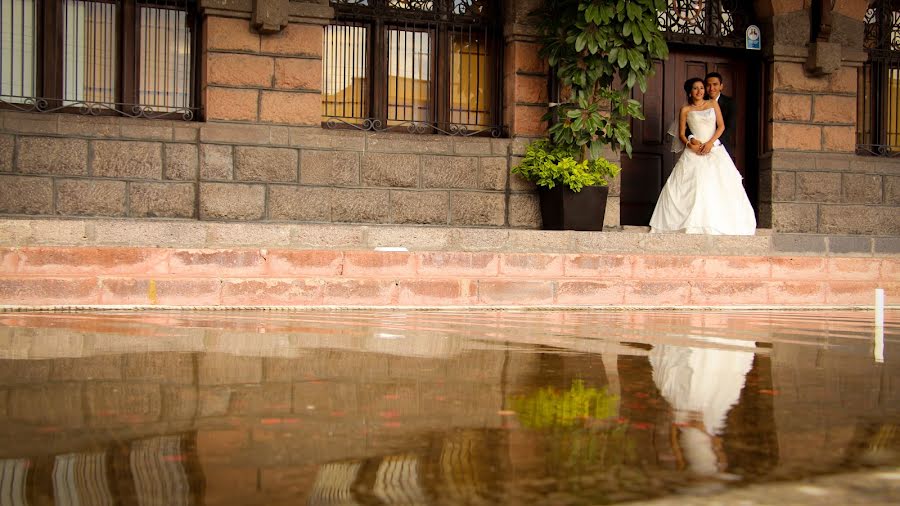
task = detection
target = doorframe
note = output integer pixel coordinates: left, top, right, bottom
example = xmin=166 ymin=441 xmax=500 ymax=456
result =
xmin=620 ymin=43 xmax=765 ymax=225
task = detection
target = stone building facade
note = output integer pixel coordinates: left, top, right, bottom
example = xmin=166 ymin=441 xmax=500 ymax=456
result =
xmin=0 ymin=0 xmax=896 ymax=236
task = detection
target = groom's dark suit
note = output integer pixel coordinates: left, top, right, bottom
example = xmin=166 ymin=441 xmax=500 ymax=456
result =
xmin=716 ymin=93 xmax=736 ymax=155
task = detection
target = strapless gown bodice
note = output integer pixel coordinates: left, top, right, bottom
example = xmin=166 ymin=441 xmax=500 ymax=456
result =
xmin=686 ymin=108 xmax=717 ymax=143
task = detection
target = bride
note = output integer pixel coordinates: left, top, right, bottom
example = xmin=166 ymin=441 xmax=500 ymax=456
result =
xmin=649 ymin=78 xmax=756 ymax=235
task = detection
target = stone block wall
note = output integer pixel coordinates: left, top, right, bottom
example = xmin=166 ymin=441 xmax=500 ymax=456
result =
xmin=757 ymin=1 xmax=900 ymax=235
xmin=0 ymin=111 xmax=544 ymax=227
xmin=0 ymin=0 xmax=579 ymax=229
xmin=759 ymin=151 xmax=900 ymax=235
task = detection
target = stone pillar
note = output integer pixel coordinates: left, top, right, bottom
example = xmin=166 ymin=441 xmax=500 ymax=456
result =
xmin=199 ymin=0 xmax=332 ymax=125
xmin=501 ymin=0 xmax=620 ymax=228
xmin=502 ymin=0 xmax=547 ymax=137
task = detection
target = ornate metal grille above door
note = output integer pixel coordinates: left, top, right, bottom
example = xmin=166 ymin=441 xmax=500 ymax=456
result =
xmin=656 ymin=0 xmax=756 ymax=48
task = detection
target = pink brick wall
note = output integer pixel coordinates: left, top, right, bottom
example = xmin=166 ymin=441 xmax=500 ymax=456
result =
xmin=1 ymin=246 xmax=895 ymax=308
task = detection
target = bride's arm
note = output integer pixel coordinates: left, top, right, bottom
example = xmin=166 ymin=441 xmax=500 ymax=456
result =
xmin=679 ymin=107 xmax=698 ymax=153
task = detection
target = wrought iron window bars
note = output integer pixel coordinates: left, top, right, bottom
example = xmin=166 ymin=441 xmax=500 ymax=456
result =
xmin=322 ymin=0 xmax=505 ymax=137
xmin=0 ymin=0 xmax=200 ymax=120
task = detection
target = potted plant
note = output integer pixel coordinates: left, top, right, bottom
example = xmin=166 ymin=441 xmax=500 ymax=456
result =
xmin=512 ymin=140 xmax=620 ymax=230
xmin=514 ymin=0 xmax=669 ymax=230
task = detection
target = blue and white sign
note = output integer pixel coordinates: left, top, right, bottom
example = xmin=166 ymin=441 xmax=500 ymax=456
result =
xmin=746 ymin=25 xmax=761 ymax=50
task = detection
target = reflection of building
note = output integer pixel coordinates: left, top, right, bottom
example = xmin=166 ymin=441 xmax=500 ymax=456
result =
xmin=0 ymin=311 xmax=899 ymax=503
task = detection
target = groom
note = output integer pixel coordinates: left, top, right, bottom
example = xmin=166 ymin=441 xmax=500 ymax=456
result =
xmin=704 ymin=72 xmax=735 ymax=155
xmin=688 ymin=72 xmax=736 ymax=157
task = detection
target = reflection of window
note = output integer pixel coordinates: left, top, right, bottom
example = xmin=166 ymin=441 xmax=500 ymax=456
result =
xmin=0 ymin=458 xmax=30 ymax=505
xmin=323 ymin=0 xmax=501 ymax=134
xmin=0 ymin=0 xmax=198 ymax=119
xmin=859 ymin=2 xmax=900 ymax=154
xmin=53 ymin=452 xmax=116 ymax=505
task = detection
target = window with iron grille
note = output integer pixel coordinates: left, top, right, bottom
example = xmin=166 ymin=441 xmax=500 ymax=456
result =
xmin=322 ymin=0 xmax=504 ymax=136
xmin=0 ymin=0 xmax=199 ymax=120
xmin=859 ymin=0 xmax=900 ymax=156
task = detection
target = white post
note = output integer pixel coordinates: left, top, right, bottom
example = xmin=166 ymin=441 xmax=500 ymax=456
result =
xmin=875 ymin=288 xmax=885 ymax=363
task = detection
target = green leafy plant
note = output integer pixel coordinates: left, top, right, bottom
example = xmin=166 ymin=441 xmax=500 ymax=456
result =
xmin=512 ymin=139 xmax=620 ymax=192
xmin=535 ymin=0 xmax=669 ymax=159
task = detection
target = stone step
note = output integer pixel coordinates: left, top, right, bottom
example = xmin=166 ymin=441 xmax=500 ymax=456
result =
xmin=1 ymin=218 xmax=899 ymax=256
xmin=0 ymin=245 xmax=896 ymax=308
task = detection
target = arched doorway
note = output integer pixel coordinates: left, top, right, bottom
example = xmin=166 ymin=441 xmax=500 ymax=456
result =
xmin=620 ymin=1 xmax=763 ymax=226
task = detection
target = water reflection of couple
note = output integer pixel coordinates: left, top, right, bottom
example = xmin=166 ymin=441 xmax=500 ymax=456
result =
xmin=650 ymin=337 xmax=755 ymax=478
xmin=650 ymin=73 xmax=756 ymax=236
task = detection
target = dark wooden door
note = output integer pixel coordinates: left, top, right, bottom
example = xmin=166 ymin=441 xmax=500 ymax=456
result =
xmin=620 ymin=49 xmax=752 ymax=226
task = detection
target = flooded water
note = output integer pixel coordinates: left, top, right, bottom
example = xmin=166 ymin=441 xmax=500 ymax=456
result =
xmin=0 ymin=310 xmax=897 ymax=505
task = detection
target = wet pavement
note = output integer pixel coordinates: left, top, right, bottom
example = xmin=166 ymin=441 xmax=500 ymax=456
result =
xmin=0 ymin=310 xmax=897 ymax=505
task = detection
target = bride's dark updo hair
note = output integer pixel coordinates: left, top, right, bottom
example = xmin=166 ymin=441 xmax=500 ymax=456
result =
xmin=684 ymin=77 xmax=705 ymax=102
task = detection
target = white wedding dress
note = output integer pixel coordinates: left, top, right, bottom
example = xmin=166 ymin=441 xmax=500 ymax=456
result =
xmin=650 ymin=108 xmax=756 ymax=235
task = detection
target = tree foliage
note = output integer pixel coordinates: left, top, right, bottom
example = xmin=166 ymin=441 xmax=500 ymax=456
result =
xmin=535 ymin=0 xmax=669 ymax=158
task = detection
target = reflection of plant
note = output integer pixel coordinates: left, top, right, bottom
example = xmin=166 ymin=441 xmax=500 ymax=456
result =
xmin=511 ymin=380 xmax=639 ymax=481
xmin=512 ymin=379 xmax=619 ymax=429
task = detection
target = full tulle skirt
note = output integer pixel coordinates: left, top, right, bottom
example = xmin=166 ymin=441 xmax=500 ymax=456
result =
xmin=649 ymin=145 xmax=756 ymax=235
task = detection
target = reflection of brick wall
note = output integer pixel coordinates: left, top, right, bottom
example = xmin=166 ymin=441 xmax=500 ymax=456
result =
xmin=0 ymin=347 xmax=531 ymax=459
xmin=0 ymin=343 xmax=535 ymax=503
xmin=770 ymin=342 xmax=900 ymax=471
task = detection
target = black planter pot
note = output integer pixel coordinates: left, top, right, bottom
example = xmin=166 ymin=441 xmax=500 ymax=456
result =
xmin=538 ymin=185 xmax=608 ymax=231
